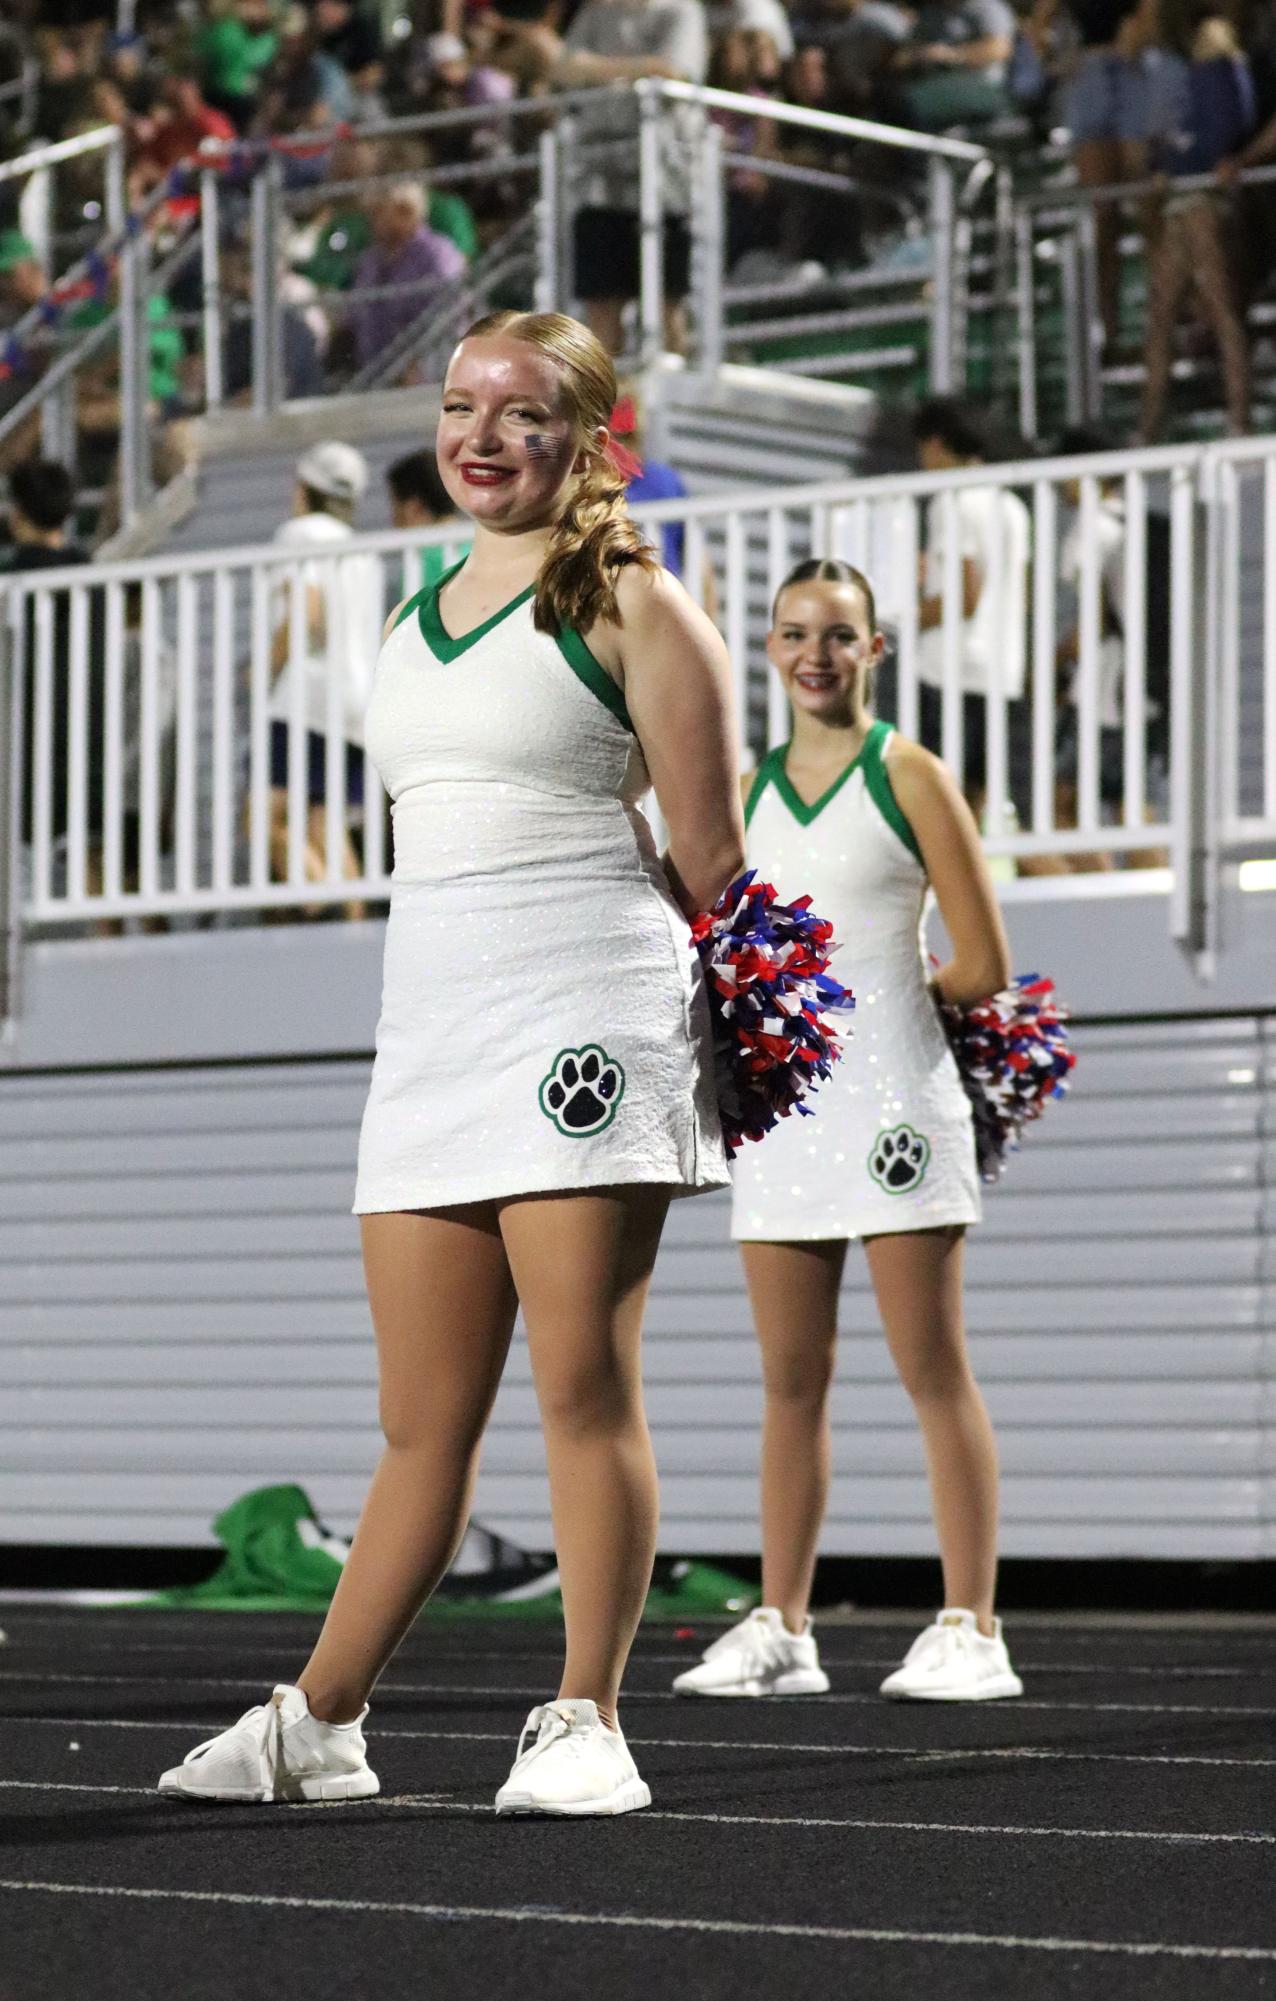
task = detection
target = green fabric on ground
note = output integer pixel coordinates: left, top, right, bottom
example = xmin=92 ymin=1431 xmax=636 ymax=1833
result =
xmin=139 ymin=1483 xmax=758 ymax=1620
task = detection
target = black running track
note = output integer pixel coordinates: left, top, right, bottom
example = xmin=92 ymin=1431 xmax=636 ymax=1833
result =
xmin=1 ymin=1609 xmax=1274 ymax=2001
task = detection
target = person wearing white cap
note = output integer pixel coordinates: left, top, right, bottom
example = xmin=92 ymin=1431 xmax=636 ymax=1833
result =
xmin=268 ymin=441 xmax=380 ymax=918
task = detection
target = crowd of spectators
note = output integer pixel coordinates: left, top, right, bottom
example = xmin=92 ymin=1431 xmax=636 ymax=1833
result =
xmin=0 ymin=0 xmax=1272 ymax=461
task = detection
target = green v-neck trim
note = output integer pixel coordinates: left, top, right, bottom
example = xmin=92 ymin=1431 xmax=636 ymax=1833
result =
xmin=744 ymin=721 xmax=923 ymax=863
xmin=555 ymin=625 xmax=633 ymax=731
xmin=861 ymin=721 xmax=923 ymax=864
xmin=419 ymin=557 xmax=536 ymax=662
xmin=753 ymin=732 xmax=871 ymax=827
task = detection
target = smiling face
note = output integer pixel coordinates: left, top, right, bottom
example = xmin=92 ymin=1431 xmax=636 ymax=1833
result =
xmin=767 ymin=579 xmax=882 ymax=725
xmin=437 ymin=335 xmax=600 ymax=532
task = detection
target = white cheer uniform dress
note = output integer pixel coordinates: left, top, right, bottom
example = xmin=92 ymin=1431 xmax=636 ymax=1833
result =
xmin=731 ymin=720 xmax=980 ymax=1241
xmin=353 ymin=562 xmax=728 ymax=1213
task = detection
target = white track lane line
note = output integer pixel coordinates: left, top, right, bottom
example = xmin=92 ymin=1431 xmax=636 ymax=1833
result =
xmin=7 ymin=1715 xmax=1276 ymax=1769
xmin=0 ymin=1639 xmax=1259 ymax=1679
xmin=2 ymin=1779 xmax=1273 ymax=1847
xmin=2 ymin=1668 xmax=1275 ymax=1719
xmin=2 ymin=1880 xmax=1274 ymax=1961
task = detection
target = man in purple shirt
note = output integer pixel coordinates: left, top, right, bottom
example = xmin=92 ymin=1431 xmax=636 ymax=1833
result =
xmin=349 ymin=182 xmax=466 ymax=371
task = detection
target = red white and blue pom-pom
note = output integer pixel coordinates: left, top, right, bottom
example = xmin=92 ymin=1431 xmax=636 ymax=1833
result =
xmin=937 ymin=973 xmax=1076 ymax=1182
xmin=691 ymin=870 xmax=855 ymax=1157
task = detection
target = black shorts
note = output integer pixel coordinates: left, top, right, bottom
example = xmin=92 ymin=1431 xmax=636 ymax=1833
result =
xmin=573 ymin=206 xmax=692 ymax=303
xmin=269 ymin=723 xmax=366 ymax=807
xmin=918 ymin=683 xmax=990 ymax=794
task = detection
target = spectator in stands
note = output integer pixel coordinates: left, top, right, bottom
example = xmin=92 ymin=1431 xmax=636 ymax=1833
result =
xmin=503 ymin=0 xmax=709 ymax=354
xmin=890 ymin=0 xmax=1018 ymax=129
xmin=293 ymin=136 xmax=383 ymax=294
xmin=612 ymin=388 xmax=721 ymax=616
xmin=823 ymin=0 xmax=913 ymax=115
xmin=732 ymin=0 xmax=796 ymax=60
xmin=1036 ymin=0 xmax=1174 ymax=348
xmin=912 ymin=397 xmax=1030 ymax=820
xmin=348 ymin=182 xmax=467 ymax=376
xmin=0 ymin=229 xmax=44 ymax=327
xmin=133 ymin=72 xmax=236 ymax=180
xmin=197 ymin=0 xmax=279 ymax=132
xmin=269 ymin=441 xmax=380 ymax=920
xmin=708 ymin=30 xmax=784 ymax=267
xmin=4 ymin=458 xmax=98 ymax=879
xmin=308 ymin=0 xmax=385 ymax=120
xmin=386 ymin=447 xmax=470 ymax=587
xmin=221 ymin=242 xmax=325 ymax=403
xmin=1141 ymin=11 xmax=1255 ymax=437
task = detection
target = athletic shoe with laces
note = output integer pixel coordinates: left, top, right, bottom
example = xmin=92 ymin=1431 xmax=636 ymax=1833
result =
xmin=157 ymin=1683 xmax=380 ymax=1802
xmin=672 ymin=1606 xmax=830 ymax=1697
xmin=494 ymin=1698 xmax=651 ymax=1816
xmin=879 ymin=1608 xmax=1023 ymax=1701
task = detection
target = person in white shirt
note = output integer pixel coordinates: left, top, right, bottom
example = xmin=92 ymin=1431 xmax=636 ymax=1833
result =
xmin=912 ymin=398 xmax=1030 ymax=818
xmin=269 ymin=440 xmax=380 ymax=918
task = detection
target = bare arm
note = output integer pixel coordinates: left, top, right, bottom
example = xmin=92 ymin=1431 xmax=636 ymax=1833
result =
xmin=596 ymin=567 xmax=745 ymax=917
xmin=271 ymin=583 xmax=327 ymax=678
xmin=887 ymin=735 xmax=1011 ymax=1005
xmin=919 ymin=554 xmax=982 ymax=630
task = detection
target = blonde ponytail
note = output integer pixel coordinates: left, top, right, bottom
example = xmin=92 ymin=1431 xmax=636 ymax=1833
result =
xmin=460 ymin=310 xmax=659 ymax=637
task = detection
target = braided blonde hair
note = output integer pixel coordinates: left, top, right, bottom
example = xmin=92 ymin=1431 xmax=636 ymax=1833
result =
xmin=460 ymin=310 xmax=658 ymax=635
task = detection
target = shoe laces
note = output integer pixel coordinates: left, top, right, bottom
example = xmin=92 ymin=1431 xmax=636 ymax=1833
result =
xmin=712 ymin=1610 xmax=784 ymax=1675
xmin=513 ymin=1703 xmax=582 ymax=1769
xmin=184 ymin=1695 xmax=285 ymax=1790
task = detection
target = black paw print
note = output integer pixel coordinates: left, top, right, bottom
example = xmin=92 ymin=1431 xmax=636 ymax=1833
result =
xmin=869 ymin=1124 xmax=930 ymax=1193
xmin=538 ymin=1045 xmax=626 ymax=1137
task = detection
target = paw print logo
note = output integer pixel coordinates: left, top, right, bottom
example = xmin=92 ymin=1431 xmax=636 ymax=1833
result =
xmin=538 ymin=1045 xmax=626 ymax=1138
xmin=868 ymin=1124 xmax=930 ymax=1194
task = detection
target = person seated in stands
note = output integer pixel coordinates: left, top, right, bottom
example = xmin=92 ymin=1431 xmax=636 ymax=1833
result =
xmin=307 ymin=0 xmax=386 ymax=122
xmin=197 ymin=0 xmax=279 ymax=133
xmin=823 ymin=0 xmax=915 ymax=116
xmin=708 ymin=29 xmax=784 ymax=269
xmin=912 ymin=397 xmax=1030 ymax=827
xmin=294 ymin=137 xmax=384 ymax=294
xmin=133 ymin=71 xmax=236 ymax=179
xmin=889 ymin=0 xmax=1018 ymax=129
xmin=1140 ymin=11 xmax=1256 ymax=439
xmin=348 ymin=181 xmax=466 ymax=377
xmin=268 ymin=442 xmax=381 ymax=922
xmin=386 ymin=447 xmax=470 ymax=588
xmin=220 ymin=242 xmax=325 ymax=405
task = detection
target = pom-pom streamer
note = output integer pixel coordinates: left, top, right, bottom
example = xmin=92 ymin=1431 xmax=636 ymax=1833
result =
xmin=692 ymin=870 xmax=855 ymax=1157
xmin=937 ymin=972 xmax=1076 ymax=1182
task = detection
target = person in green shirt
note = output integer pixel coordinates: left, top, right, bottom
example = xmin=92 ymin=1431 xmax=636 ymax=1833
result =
xmin=66 ymin=290 xmax=185 ymax=408
xmin=197 ymin=0 xmax=279 ymax=130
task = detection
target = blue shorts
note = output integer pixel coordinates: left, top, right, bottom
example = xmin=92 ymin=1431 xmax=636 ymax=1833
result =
xmin=269 ymin=723 xmax=366 ymax=806
xmin=1066 ymin=50 xmax=1184 ymax=145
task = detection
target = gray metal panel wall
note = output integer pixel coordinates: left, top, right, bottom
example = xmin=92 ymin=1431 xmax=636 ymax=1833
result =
xmin=1 ymin=1018 xmax=1273 ymax=1557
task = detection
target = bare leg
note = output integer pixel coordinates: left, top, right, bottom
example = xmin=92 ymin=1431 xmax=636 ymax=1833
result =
xmin=297 ymin=1204 xmax=518 ymax=1722
xmin=500 ymin=1186 xmax=669 ymax=1730
xmin=1140 ymin=207 xmax=1192 ymax=443
xmin=741 ymin=1239 xmax=847 ymax=1635
xmin=1074 ymin=138 xmax=1124 ymax=348
xmin=1182 ymin=196 xmax=1251 ymax=436
xmin=865 ymin=1227 xmax=1000 ymax=1633
xmin=583 ymin=297 xmax=625 ymax=357
xmin=305 ymin=802 xmax=367 ymax=920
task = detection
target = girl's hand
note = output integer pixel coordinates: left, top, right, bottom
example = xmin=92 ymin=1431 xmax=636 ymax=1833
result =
xmin=886 ymin=735 xmax=1012 ymax=1006
xmin=590 ymin=566 xmax=745 ymax=918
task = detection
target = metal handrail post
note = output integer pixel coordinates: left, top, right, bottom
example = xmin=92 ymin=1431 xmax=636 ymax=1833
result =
xmin=535 ymin=127 xmax=558 ymax=313
xmin=1014 ymin=204 xmax=1038 ymax=442
xmin=1077 ymin=200 xmax=1103 ymax=420
xmin=0 ymin=600 xmax=24 ymax=1043
xmin=928 ymin=156 xmax=955 ymax=393
xmin=105 ymin=128 xmax=126 ymax=232
xmin=118 ymin=230 xmax=145 ymax=525
xmin=1168 ymin=465 xmax=1216 ymax=974
xmin=695 ymin=117 xmax=725 ymax=375
xmin=251 ymin=157 xmax=284 ymax=414
xmin=201 ymin=167 xmax=224 ymax=411
xmin=557 ymin=113 xmax=579 ymax=316
xmin=637 ymin=81 xmax=664 ymax=369
xmin=1060 ymin=223 xmax=1084 ymax=426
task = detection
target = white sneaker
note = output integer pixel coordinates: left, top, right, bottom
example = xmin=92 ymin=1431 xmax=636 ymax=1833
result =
xmin=672 ymin=1606 xmax=830 ymax=1697
xmin=158 ymin=1684 xmax=381 ymax=1802
xmin=879 ymin=1609 xmax=1023 ymax=1702
xmin=494 ymin=1699 xmax=651 ymax=1817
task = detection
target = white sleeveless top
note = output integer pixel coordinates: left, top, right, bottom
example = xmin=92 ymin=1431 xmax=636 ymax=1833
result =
xmin=730 ymin=720 xmax=980 ymax=1241
xmin=354 ymin=564 xmax=728 ymax=1214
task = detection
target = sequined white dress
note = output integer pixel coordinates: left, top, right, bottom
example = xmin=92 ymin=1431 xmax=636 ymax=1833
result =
xmin=353 ymin=563 xmax=728 ymax=1214
xmin=731 ymin=720 xmax=980 ymax=1242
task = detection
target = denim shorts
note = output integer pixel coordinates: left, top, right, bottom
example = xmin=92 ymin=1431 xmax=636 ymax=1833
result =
xmin=1066 ymin=49 xmax=1183 ymax=145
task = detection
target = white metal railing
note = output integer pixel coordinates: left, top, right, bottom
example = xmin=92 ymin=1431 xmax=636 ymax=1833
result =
xmin=3 ymin=436 xmax=1273 ymax=1007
